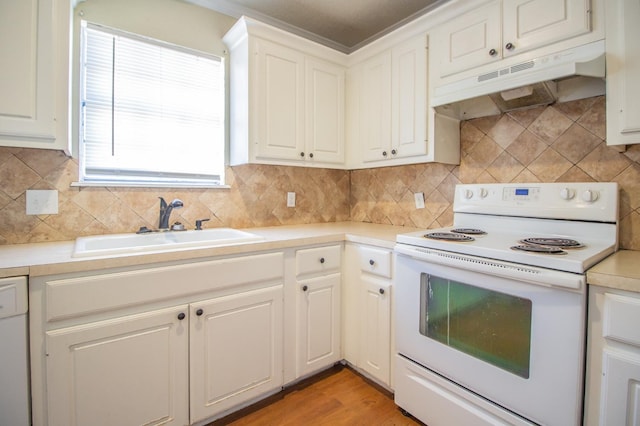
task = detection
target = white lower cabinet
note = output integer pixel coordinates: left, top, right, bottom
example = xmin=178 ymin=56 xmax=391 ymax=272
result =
xmin=46 ymin=305 xmax=190 ymax=426
xmin=360 ymin=276 xmax=392 ymax=385
xmin=585 ymin=286 xmax=640 ymax=425
xmin=295 ymin=245 xmax=342 ymax=378
xmin=189 ymin=286 xmax=283 ymax=423
xmin=343 ymin=243 xmax=394 ymax=388
xmin=30 ymin=252 xmax=285 ymax=426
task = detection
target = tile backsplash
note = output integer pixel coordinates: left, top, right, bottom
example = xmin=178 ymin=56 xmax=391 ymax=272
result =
xmin=1 ymin=95 xmax=640 ymax=250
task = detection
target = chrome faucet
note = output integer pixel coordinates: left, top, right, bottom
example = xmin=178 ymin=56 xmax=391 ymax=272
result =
xmin=158 ymin=197 xmax=184 ymax=230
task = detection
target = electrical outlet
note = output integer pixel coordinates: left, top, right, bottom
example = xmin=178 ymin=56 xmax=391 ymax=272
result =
xmin=414 ymin=192 xmax=425 ymax=209
xmin=287 ymin=192 xmax=296 ymax=208
xmin=26 ymin=190 xmax=59 ymax=215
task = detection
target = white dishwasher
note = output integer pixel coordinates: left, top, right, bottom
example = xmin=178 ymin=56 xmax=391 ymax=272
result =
xmin=0 ymin=276 xmax=30 ymax=426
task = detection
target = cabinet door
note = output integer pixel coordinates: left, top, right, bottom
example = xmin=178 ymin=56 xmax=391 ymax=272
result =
xmin=605 ymin=0 xmax=640 ymax=146
xmin=435 ymin=0 xmax=502 ymax=77
xmin=360 ymin=51 xmax=392 ymax=163
xmin=254 ymin=38 xmax=305 ymax=161
xmin=0 ymin=0 xmax=57 ymax=147
xmin=305 ymin=58 xmax=345 ymax=164
xmin=297 ymin=273 xmax=341 ymax=377
xmin=360 ymin=276 xmax=392 ymax=385
xmin=503 ymin=0 xmax=591 ymax=58
xmin=189 ymin=285 xmax=283 ymax=423
xmin=600 ymin=349 xmax=640 ymax=425
xmin=45 ymin=305 xmax=189 ymax=426
xmin=392 ymin=34 xmax=428 ymax=159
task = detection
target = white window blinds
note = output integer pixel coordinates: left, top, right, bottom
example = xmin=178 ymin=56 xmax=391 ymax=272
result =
xmin=80 ymin=22 xmax=225 ymax=186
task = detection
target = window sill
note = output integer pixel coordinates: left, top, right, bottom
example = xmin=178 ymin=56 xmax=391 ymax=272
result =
xmin=71 ymin=181 xmax=230 ymax=189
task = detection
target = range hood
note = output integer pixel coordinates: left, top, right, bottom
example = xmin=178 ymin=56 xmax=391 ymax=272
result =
xmin=432 ymin=40 xmax=606 ymax=119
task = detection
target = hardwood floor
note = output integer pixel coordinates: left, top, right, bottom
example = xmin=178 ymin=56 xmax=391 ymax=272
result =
xmin=210 ymin=365 xmax=422 ymax=426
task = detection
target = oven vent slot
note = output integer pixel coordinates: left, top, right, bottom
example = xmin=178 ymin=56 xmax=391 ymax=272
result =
xmin=416 ymin=248 xmax=541 ymax=276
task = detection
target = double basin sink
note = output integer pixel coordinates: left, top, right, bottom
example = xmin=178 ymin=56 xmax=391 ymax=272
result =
xmin=73 ymin=228 xmax=264 ymax=258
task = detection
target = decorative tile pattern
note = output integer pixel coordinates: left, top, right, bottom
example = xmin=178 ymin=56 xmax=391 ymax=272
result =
xmin=1 ymin=95 xmax=640 ymax=251
xmin=351 ymin=96 xmax=640 ymax=251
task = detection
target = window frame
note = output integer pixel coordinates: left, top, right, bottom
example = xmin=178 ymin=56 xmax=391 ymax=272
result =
xmin=75 ymin=21 xmax=228 ymax=189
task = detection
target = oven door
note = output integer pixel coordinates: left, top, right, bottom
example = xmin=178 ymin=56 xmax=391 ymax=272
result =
xmin=394 ymin=246 xmax=586 ymax=426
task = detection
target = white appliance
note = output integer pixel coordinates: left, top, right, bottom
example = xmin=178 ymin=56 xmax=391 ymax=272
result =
xmin=0 ymin=276 xmax=30 ymax=426
xmin=432 ymin=40 xmax=606 ymax=121
xmin=394 ymin=182 xmax=619 ymax=426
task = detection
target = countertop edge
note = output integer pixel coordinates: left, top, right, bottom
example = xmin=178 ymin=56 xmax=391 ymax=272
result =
xmin=0 ymin=222 xmax=415 ymax=278
xmin=586 ymin=250 xmax=640 ymax=293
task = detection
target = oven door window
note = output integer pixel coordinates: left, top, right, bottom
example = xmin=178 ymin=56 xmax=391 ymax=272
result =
xmin=420 ymin=274 xmax=532 ymax=378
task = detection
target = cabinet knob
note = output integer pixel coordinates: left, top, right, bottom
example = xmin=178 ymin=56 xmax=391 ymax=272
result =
xmin=309 ymin=153 xmax=314 ymax=158
xmin=489 ymin=48 xmax=497 ymax=56
xmin=302 ymin=285 xmax=308 ymax=292
xmin=177 ymin=312 xmax=186 ymax=320
xmin=369 ymin=259 xmax=375 ymax=266
xmin=196 ymin=308 xmax=204 ymax=316
xmin=320 ymin=257 xmax=325 ymax=264
xmin=391 ymin=149 xmax=397 ymax=155
xmin=382 ymin=151 xmax=388 ymax=157
xmin=300 ymin=152 xmax=305 ymax=157
xmin=505 ymin=42 xmax=514 ymax=51
xmin=379 ymin=288 xmax=385 ymax=295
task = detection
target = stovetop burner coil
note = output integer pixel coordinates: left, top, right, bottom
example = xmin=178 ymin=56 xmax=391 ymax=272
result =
xmin=511 ymin=244 xmax=567 ymax=255
xmin=424 ymin=232 xmax=475 ymax=242
xmin=520 ymin=238 xmax=583 ymax=248
xmin=451 ymin=228 xmax=487 ymax=235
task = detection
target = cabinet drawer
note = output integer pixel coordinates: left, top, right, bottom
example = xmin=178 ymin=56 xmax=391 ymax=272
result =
xmin=45 ymin=252 xmax=284 ymax=322
xmin=603 ymin=293 xmax=640 ymax=346
xmin=296 ymin=245 xmax=341 ymax=276
xmin=357 ymin=246 xmax=392 ymax=278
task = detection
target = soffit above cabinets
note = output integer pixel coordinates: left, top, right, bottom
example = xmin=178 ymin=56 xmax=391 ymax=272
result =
xmin=184 ymin=0 xmax=449 ymax=53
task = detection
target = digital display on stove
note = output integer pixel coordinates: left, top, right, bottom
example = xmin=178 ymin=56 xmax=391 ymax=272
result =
xmin=503 ymin=187 xmax=539 ymax=201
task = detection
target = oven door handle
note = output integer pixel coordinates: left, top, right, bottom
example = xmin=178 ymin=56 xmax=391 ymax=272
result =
xmin=394 ymin=244 xmax=585 ymax=291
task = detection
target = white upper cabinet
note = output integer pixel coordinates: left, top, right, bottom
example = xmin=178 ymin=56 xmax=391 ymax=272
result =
xmin=254 ymin=38 xmax=306 ymax=161
xmin=305 ymin=57 xmax=345 ymax=164
xmin=359 ymin=51 xmax=392 ymax=163
xmin=392 ymin=34 xmax=428 ymax=159
xmin=353 ymin=33 xmax=435 ymax=167
xmin=605 ymin=0 xmax=640 ymax=146
xmin=224 ymin=17 xmax=346 ymax=168
xmin=436 ymin=0 xmax=592 ymax=78
xmin=0 ymin=0 xmax=71 ymax=153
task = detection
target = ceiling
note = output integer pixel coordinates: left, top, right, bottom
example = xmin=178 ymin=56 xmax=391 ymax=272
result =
xmin=186 ymin=0 xmax=449 ymax=53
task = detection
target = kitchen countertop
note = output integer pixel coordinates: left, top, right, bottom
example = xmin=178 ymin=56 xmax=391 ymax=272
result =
xmin=587 ymin=250 xmax=640 ymax=293
xmin=0 ymin=222 xmax=418 ymax=279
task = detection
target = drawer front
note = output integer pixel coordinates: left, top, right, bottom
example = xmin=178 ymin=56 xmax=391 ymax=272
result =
xmin=46 ymin=252 xmax=284 ymax=322
xmin=0 ymin=277 xmax=28 ymax=319
xmin=296 ymin=245 xmax=341 ymax=276
xmin=603 ymin=293 xmax=640 ymax=347
xmin=357 ymin=246 xmax=392 ymax=278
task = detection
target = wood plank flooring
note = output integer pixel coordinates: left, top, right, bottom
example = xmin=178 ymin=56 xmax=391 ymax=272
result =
xmin=209 ymin=365 xmax=422 ymax=426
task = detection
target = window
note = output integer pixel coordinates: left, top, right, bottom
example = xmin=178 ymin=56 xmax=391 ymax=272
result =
xmin=79 ymin=22 xmax=225 ymax=187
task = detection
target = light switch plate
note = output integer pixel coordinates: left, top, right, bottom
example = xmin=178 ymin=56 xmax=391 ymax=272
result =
xmin=26 ymin=190 xmax=59 ymax=215
xmin=414 ymin=192 xmax=425 ymax=209
xmin=287 ymin=192 xmax=296 ymax=208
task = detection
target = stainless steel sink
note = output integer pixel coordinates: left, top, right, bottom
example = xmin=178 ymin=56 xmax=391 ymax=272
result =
xmin=72 ymin=228 xmax=264 ymax=258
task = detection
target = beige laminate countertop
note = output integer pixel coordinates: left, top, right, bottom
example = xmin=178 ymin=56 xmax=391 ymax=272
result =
xmin=0 ymin=222 xmax=418 ymax=279
xmin=587 ymin=250 xmax=640 ymax=293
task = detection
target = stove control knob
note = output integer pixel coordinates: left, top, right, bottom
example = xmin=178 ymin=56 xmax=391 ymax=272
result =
xmin=560 ymin=188 xmax=575 ymax=200
xmin=464 ymin=189 xmax=474 ymax=199
xmin=582 ymin=189 xmax=599 ymax=203
xmin=478 ymin=188 xmax=488 ymax=199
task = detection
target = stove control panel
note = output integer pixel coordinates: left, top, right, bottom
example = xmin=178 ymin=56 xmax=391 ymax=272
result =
xmin=454 ymin=182 xmax=619 ymax=222
xmin=502 ymin=186 xmax=540 ymax=202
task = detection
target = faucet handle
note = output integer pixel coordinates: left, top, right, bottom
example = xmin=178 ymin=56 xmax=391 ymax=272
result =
xmin=195 ymin=218 xmax=210 ymax=230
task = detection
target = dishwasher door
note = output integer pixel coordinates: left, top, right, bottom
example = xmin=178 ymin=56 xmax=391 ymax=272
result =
xmin=0 ymin=276 xmax=30 ymax=426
